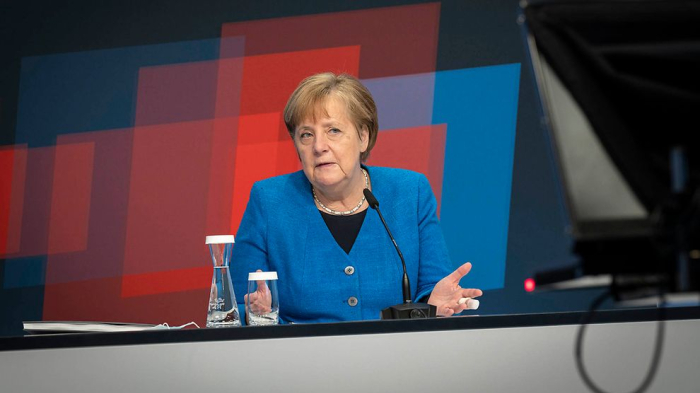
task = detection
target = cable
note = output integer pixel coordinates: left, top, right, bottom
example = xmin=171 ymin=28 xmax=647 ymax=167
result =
xmin=574 ymin=290 xmax=666 ymax=393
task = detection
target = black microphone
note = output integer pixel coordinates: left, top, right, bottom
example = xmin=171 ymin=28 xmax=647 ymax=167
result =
xmin=363 ymin=188 xmax=436 ymax=319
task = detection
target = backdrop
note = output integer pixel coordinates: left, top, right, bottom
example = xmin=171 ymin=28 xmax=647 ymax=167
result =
xmin=0 ymin=0 xmax=601 ymax=336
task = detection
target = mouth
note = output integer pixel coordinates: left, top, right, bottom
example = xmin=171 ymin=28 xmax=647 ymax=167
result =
xmin=315 ymin=162 xmax=335 ymax=168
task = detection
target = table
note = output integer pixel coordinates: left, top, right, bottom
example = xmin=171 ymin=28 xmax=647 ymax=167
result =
xmin=1 ymin=308 xmax=699 ymax=392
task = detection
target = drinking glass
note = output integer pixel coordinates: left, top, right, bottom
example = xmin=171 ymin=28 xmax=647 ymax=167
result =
xmin=246 ymin=271 xmax=279 ymax=325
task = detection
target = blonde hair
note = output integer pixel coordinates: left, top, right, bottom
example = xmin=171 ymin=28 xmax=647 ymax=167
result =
xmin=283 ymin=72 xmax=378 ymax=162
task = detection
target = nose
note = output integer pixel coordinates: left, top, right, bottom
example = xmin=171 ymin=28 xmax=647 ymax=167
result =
xmin=312 ymin=132 xmax=329 ymax=155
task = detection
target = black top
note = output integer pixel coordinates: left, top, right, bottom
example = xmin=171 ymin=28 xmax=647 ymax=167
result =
xmin=4 ymin=307 xmax=699 ymax=352
xmin=320 ymin=209 xmax=367 ymax=254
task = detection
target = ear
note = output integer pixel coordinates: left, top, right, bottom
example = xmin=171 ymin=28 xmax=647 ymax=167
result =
xmin=359 ymin=126 xmax=370 ymax=153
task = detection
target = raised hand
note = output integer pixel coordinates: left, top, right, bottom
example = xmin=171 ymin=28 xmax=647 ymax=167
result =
xmin=428 ymin=262 xmax=483 ymax=317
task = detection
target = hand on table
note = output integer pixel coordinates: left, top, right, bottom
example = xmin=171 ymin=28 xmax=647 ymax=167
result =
xmin=428 ymin=262 xmax=483 ymax=317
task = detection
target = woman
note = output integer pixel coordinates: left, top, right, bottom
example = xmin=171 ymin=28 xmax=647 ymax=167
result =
xmin=233 ymin=72 xmax=481 ymax=323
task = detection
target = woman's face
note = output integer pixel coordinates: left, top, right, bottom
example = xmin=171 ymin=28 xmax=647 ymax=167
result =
xmin=294 ymin=95 xmax=369 ymax=194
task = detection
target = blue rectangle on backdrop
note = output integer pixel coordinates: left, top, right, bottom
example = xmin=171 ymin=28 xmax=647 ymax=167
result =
xmin=16 ymin=39 xmax=224 ymax=147
xmin=433 ymin=63 xmax=521 ymax=290
xmin=3 ymin=257 xmax=47 ymax=289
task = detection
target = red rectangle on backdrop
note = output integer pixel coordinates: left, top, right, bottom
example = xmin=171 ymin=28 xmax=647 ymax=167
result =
xmin=368 ymin=125 xmax=447 ymax=215
xmin=222 ymin=3 xmax=440 ymax=79
xmin=135 ymin=61 xmax=219 ymax=126
xmin=230 ymin=113 xmax=281 ymax=233
xmin=17 ymin=146 xmax=56 ymax=257
xmin=205 ymin=118 xmax=239 ymax=236
xmin=45 ymin=129 xmax=133 ymax=285
xmin=121 ymin=266 xmax=211 ymax=298
xmin=239 ymin=46 xmax=361 ymax=116
xmin=44 ymin=276 xmax=209 ymax=326
xmin=0 ymin=147 xmax=11 ymax=255
xmin=1 ymin=146 xmax=27 ymax=256
xmin=214 ymin=57 xmax=244 ymax=119
xmin=48 ymin=142 xmax=95 ymax=255
xmin=122 ymin=120 xmax=214 ymax=284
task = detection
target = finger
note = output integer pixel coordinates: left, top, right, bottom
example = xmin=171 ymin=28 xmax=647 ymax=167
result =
xmin=458 ymin=296 xmax=480 ymax=310
xmin=254 ymin=269 xmax=269 ymax=295
xmin=440 ymin=300 xmax=468 ymax=316
xmin=256 ymin=280 xmax=268 ymax=294
xmin=461 ymin=288 xmax=483 ymax=298
xmin=255 ymin=269 xmax=265 ymax=289
xmin=439 ymin=298 xmax=472 ymax=316
xmin=445 ymin=262 xmax=472 ymax=284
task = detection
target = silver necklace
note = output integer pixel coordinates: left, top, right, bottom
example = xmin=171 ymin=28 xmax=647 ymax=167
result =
xmin=313 ymin=169 xmax=369 ymax=216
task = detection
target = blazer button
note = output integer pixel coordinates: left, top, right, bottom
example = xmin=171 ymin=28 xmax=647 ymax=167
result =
xmin=344 ymin=266 xmax=355 ymax=275
xmin=348 ymin=296 xmax=358 ymax=307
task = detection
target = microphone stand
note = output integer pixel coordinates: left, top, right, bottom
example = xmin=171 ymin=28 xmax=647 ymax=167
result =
xmin=363 ymin=189 xmax=437 ymax=319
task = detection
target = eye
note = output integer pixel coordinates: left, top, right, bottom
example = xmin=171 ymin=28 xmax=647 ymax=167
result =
xmin=297 ymin=131 xmax=314 ymax=145
xmin=327 ymin=128 xmax=342 ymax=138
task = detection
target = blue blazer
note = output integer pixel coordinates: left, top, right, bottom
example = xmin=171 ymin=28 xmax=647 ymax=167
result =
xmin=232 ymin=166 xmax=452 ymax=323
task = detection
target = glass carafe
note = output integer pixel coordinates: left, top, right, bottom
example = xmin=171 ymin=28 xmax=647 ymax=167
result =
xmin=205 ymin=235 xmax=241 ymax=327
